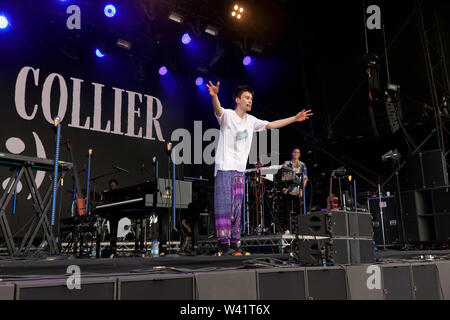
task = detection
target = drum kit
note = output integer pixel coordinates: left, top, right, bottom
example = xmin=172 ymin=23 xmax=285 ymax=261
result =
xmin=244 ymin=164 xmax=306 ymax=235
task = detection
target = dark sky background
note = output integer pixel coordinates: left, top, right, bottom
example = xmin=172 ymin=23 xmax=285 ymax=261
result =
xmin=0 ymin=0 xmax=449 ymax=232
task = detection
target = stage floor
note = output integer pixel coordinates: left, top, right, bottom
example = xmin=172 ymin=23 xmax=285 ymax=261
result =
xmin=1 ymin=249 xmax=450 ymax=300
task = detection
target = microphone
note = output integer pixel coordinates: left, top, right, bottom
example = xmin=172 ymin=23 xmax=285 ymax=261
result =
xmin=113 ymin=165 xmax=130 ymax=173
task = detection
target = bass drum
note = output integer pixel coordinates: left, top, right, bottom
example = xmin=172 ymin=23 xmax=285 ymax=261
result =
xmin=107 ymin=218 xmax=133 ymax=240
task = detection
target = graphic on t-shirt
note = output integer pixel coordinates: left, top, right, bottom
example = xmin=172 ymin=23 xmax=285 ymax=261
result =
xmin=236 ymin=130 xmax=248 ymax=141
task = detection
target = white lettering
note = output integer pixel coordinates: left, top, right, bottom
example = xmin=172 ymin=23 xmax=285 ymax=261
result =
xmin=15 ymin=66 xmax=40 ymax=120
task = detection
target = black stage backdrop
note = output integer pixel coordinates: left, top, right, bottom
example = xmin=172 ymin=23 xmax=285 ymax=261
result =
xmin=1 ymin=0 xmax=449 ymax=237
xmin=0 ymin=6 xmax=187 ymax=235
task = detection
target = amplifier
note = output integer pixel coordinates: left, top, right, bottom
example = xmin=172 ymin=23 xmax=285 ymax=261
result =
xmin=297 ymin=211 xmax=373 ymax=239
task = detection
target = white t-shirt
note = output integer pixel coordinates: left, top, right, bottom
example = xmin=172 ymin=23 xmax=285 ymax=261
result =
xmin=214 ymin=108 xmax=269 ymax=176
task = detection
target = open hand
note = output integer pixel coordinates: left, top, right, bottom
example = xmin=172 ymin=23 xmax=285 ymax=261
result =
xmin=206 ymin=81 xmax=220 ymax=97
xmin=295 ymin=109 xmax=313 ymax=122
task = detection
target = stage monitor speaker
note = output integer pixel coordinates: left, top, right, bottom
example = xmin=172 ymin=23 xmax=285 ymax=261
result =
xmin=295 ymin=239 xmax=328 ymax=266
xmin=256 ymin=268 xmax=306 ymax=300
xmin=411 ymin=264 xmax=440 ymax=300
xmin=368 ymin=196 xmax=400 ymax=245
xmin=295 ymin=239 xmax=375 ymax=266
xmin=405 ymin=150 xmax=448 ymax=190
xmin=306 ymin=267 xmax=348 ymax=300
xmin=194 ymin=270 xmax=257 ymax=300
xmin=298 ymin=211 xmax=372 ymax=239
xmin=330 ymin=239 xmax=375 ymax=265
xmin=381 ymin=265 xmax=413 ymax=300
xmin=297 ymin=212 xmax=329 ymax=237
xmin=118 ymin=274 xmax=194 ymax=300
xmin=14 ymin=278 xmax=116 ymax=300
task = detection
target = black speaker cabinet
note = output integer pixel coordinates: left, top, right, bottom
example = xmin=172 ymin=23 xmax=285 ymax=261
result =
xmin=329 ymin=239 xmax=375 ymax=265
xmin=306 ymin=267 xmax=348 ymax=300
xmin=295 ymin=238 xmax=375 ymax=266
xmin=403 ymin=215 xmax=435 ymax=243
xmin=368 ymin=196 xmax=400 ymax=245
xmin=402 ymin=190 xmax=433 ymax=215
xmin=0 ymin=283 xmax=15 ymax=300
xmin=14 ymin=277 xmax=116 ymax=300
xmin=431 ymin=187 xmax=450 ymax=214
xmin=298 ymin=211 xmax=373 ymax=239
xmin=411 ymin=264 xmax=440 ymax=300
xmin=194 ymin=270 xmax=257 ymax=300
xmin=256 ymin=268 xmax=306 ymax=300
xmin=295 ymin=239 xmax=328 ymax=266
xmin=381 ymin=265 xmax=413 ymax=300
xmin=433 ymin=215 xmax=450 ymax=242
xmin=405 ymin=150 xmax=449 ymax=190
xmin=118 ymin=274 xmax=194 ymax=300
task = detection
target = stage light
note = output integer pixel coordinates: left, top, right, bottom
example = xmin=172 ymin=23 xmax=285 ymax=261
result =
xmin=181 ymin=33 xmax=191 ymax=45
xmin=0 ymin=14 xmax=9 ymax=30
xmin=159 ymin=66 xmax=168 ymax=76
xmin=205 ymin=25 xmax=219 ymax=36
xmin=116 ymin=39 xmax=132 ymax=50
xmin=95 ymin=49 xmax=105 ymax=58
xmin=232 ymin=4 xmax=244 ymax=20
xmin=243 ymin=56 xmax=252 ymax=66
xmin=195 ymin=77 xmax=204 ymax=86
xmin=168 ymin=11 xmax=184 ymax=24
xmin=382 ymin=149 xmax=401 ymax=162
xmin=104 ymin=4 xmax=116 ymax=18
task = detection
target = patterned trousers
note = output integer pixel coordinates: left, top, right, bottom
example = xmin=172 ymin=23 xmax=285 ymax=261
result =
xmin=214 ymin=171 xmax=245 ymax=245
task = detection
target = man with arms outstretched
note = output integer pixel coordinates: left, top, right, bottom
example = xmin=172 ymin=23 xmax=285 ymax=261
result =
xmin=206 ymin=81 xmax=313 ymax=256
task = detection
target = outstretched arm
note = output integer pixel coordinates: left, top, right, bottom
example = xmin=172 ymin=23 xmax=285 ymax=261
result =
xmin=206 ymin=81 xmax=223 ymax=117
xmin=266 ymin=109 xmax=313 ymax=130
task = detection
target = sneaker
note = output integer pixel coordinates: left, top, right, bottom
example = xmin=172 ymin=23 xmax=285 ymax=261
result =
xmin=222 ymin=246 xmax=237 ymax=256
xmin=231 ymin=244 xmax=250 ymax=256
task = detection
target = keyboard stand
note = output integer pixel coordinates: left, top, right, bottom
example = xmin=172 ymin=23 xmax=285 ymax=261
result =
xmin=17 ymin=164 xmax=69 ymax=256
xmin=0 ymin=169 xmax=21 ymax=256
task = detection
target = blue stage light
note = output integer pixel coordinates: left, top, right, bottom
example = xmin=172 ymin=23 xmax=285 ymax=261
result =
xmin=159 ymin=66 xmax=168 ymax=76
xmin=95 ymin=49 xmax=105 ymax=58
xmin=0 ymin=14 xmax=10 ymax=30
xmin=195 ymin=77 xmax=204 ymax=86
xmin=104 ymin=4 xmax=116 ymax=18
xmin=181 ymin=33 xmax=192 ymax=45
xmin=243 ymin=56 xmax=252 ymax=66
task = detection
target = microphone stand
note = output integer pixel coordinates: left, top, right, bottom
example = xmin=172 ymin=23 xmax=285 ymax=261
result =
xmin=394 ymin=159 xmax=407 ymax=248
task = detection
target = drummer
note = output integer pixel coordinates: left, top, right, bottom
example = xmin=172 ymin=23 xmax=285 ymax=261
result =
xmin=280 ymin=147 xmax=308 ymax=232
xmin=282 ymin=147 xmax=308 ymax=196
